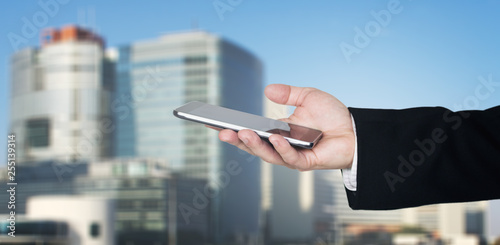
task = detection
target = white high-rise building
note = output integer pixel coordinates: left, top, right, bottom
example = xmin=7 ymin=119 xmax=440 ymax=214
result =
xmin=9 ymin=25 xmax=113 ymax=164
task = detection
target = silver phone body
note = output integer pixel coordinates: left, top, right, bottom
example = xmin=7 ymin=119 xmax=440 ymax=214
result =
xmin=173 ymin=101 xmax=323 ymax=149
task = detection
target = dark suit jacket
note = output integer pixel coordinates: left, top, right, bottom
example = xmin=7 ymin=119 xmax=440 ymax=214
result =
xmin=346 ymin=106 xmax=500 ymax=210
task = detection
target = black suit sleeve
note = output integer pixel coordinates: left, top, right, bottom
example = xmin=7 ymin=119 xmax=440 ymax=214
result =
xmin=345 ymin=106 xmax=500 ymax=210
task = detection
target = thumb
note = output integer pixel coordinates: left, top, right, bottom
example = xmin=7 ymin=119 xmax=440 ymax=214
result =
xmin=265 ymin=84 xmax=312 ymax=107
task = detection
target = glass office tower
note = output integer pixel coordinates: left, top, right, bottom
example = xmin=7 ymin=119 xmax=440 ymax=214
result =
xmin=115 ymin=31 xmax=263 ymax=243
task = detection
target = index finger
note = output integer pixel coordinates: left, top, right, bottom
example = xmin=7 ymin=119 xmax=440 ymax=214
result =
xmin=205 ymin=125 xmax=223 ymax=131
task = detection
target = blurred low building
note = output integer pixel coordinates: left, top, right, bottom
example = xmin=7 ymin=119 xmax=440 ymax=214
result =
xmin=0 ymin=160 xmax=88 ymax=214
xmin=0 ymin=196 xmax=114 ymax=245
xmin=0 ymin=158 xmax=209 ymax=245
xmin=401 ymin=202 xmax=487 ymax=242
xmin=0 ymin=219 xmax=69 ymax=245
xmin=76 ymin=158 xmax=209 ymax=244
xmin=27 ymin=196 xmax=115 ymax=245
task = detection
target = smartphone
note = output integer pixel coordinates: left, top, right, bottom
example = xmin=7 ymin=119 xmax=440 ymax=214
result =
xmin=173 ymin=101 xmax=323 ymax=149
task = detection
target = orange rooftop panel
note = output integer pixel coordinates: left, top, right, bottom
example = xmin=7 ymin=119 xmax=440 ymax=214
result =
xmin=40 ymin=25 xmax=105 ymax=47
xmin=60 ymin=26 xmax=79 ymax=41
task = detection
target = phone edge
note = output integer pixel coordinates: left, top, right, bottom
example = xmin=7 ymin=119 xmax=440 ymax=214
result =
xmin=173 ymin=108 xmax=320 ymax=149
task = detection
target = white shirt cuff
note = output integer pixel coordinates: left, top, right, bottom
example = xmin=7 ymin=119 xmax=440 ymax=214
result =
xmin=342 ymin=114 xmax=358 ymax=191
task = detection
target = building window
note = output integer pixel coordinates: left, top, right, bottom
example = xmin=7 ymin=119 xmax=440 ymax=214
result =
xmin=121 ymin=179 xmax=132 ymax=188
xmin=118 ymin=200 xmax=134 ymax=209
xmin=184 ymin=56 xmax=207 ymax=65
xmin=26 ymin=119 xmax=50 ymax=147
xmin=113 ymin=164 xmax=126 ymax=176
xmin=143 ymin=199 xmax=161 ymax=209
xmin=137 ymin=179 xmax=149 ymax=187
xmin=90 ymin=222 xmax=100 ymax=238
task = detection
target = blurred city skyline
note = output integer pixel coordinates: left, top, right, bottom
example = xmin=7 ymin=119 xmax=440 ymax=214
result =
xmin=2 ymin=1 xmax=500 ymax=163
xmin=2 ymin=1 xmax=500 ymax=165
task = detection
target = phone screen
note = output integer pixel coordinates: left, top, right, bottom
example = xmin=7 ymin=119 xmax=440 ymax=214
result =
xmin=174 ymin=101 xmax=323 ymax=148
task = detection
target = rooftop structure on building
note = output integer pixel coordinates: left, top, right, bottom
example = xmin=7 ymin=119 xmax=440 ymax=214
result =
xmin=40 ymin=25 xmax=105 ymax=47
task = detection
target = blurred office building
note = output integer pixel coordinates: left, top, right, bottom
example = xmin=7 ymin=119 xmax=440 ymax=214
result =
xmin=259 ymin=99 xmax=279 ymax=243
xmin=260 ymin=99 xmax=336 ymax=244
xmin=114 ymin=30 xmax=263 ymax=244
xmin=9 ymin=25 xmax=114 ymax=164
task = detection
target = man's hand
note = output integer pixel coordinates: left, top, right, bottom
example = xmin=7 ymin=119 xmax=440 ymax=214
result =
xmin=217 ymin=84 xmax=355 ymax=171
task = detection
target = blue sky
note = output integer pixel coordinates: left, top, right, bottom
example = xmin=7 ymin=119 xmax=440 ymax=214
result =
xmin=1 ymin=0 xmax=500 ymax=223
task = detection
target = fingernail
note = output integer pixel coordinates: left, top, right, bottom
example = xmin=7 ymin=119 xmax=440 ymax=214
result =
xmin=270 ymin=138 xmax=279 ymax=147
xmin=241 ymin=137 xmax=249 ymax=145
